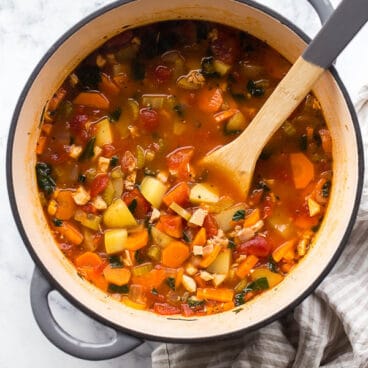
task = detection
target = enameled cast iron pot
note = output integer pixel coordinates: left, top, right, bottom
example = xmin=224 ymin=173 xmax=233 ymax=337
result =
xmin=7 ymin=0 xmax=364 ymax=360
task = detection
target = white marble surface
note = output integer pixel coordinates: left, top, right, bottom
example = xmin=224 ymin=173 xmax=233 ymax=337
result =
xmin=1 ymin=0 xmax=367 ymax=367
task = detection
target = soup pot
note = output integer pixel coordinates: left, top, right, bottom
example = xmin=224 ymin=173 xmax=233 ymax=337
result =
xmin=7 ymin=0 xmax=364 ymax=361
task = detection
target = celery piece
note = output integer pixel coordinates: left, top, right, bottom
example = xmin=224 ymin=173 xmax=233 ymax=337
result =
xmin=132 ymin=262 xmax=153 ymax=277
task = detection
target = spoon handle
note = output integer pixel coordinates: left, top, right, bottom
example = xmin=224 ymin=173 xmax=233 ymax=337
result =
xmin=303 ymin=0 xmax=368 ymax=68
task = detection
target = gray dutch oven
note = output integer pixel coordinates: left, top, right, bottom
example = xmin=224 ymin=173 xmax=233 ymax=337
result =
xmin=6 ymin=0 xmax=364 ymax=360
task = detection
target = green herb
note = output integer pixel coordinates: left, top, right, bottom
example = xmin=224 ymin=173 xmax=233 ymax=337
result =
xmin=109 ymin=255 xmax=123 ymax=268
xmin=110 ymin=156 xmax=119 ymax=167
xmin=300 ymin=134 xmax=308 ymax=151
xmin=247 ymin=80 xmax=264 ymax=97
xmin=174 ymin=104 xmax=185 ymax=117
xmin=182 ymin=230 xmax=192 ymax=243
xmin=201 ymin=56 xmax=219 ymax=78
xmin=79 ymin=137 xmax=96 ymax=161
xmin=134 ymin=249 xmax=144 ymax=264
xmin=232 ymin=209 xmax=246 ymax=221
xmin=132 ymin=61 xmax=146 ymax=80
xmin=108 ymin=284 xmax=129 ymax=294
xmin=233 ymin=308 xmax=243 ymax=314
xmin=166 ymin=277 xmax=176 ymax=290
xmin=78 ymin=174 xmax=86 ymax=183
xmin=234 ymin=292 xmax=245 ymax=306
xmin=109 ymin=107 xmax=122 ymax=122
xmin=76 ymin=64 xmax=101 ymax=90
xmin=247 ymin=277 xmax=269 ymax=291
xmin=322 ymin=180 xmax=331 ymax=198
xmin=151 ymin=288 xmax=159 ymax=295
xmin=36 ymin=162 xmax=56 ymax=195
xmin=52 ymin=218 xmax=63 ymax=227
xmin=187 ymin=298 xmax=205 ymax=308
xmin=228 ymin=239 xmax=236 ymax=249
xmin=268 ymin=257 xmax=278 ymax=273
xmin=128 ymin=198 xmax=137 ymax=214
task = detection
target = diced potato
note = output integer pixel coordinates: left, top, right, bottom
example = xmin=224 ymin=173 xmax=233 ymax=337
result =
xmin=72 ymin=186 xmax=90 ymax=205
xmin=97 ymin=156 xmax=110 ymax=173
xmin=103 ymin=199 xmax=137 ymax=228
xmin=169 ymin=202 xmax=191 ymax=221
xmin=189 ymin=183 xmax=219 ymax=205
xmin=193 ymin=245 xmax=204 ymax=256
xmin=200 ymin=271 xmax=214 ymax=281
xmin=188 ymin=208 xmax=208 ymax=226
xmin=212 ymin=274 xmax=227 ymax=287
xmin=104 ymin=228 xmax=128 ymax=254
xmin=267 ymin=208 xmax=295 ymax=239
xmin=151 ymin=226 xmax=174 ymax=248
xmin=182 ymin=275 xmax=197 ymax=292
xmin=95 ymin=118 xmax=113 ymax=147
xmin=251 ymin=268 xmax=283 ymax=288
xmin=215 ymin=203 xmax=247 ymax=232
xmin=307 ymin=197 xmax=321 ymax=216
xmin=206 ymin=249 xmax=231 ymax=274
xmin=140 ymin=176 xmax=167 ymax=208
xmin=213 ymin=60 xmax=231 ymax=76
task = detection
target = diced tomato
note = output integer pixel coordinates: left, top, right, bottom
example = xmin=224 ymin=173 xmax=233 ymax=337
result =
xmin=154 ymin=65 xmax=172 ymax=84
xmin=181 ymin=303 xmax=195 ymax=317
xmin=140 ymin=108 xmax=160 ymax=131
xmin=90 ymin=174 xmax=109 ymax=198
xmin=102 ymin=144 xmax=117 ymax=158
xmin=203 ymin=214 xmax=219 ymax=238
xmin=237 ymin=235 xmax=272 ymax=257
xmin=153 ymin=303 xmax=181 ymax=315
xmin=122 ymin=188 xmax=151 ymax=219
xmin=69 ymin=113 xmax=89 ymax=143
xmin=80 ymin=203 xmax=99 ymax=214
xmin=121 ymin=150 xmax=136 ymax=173
xmin=210 ymin=29 xmax=240 ymax=65
xmin=166 ymin=146 xmax=194 ymax=180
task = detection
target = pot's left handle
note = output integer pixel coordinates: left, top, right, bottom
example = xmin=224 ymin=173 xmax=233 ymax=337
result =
xmin=30 ymin=268 xmax=143 ymax=360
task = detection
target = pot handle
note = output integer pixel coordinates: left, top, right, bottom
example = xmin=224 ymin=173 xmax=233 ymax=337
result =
xmin=307 ymin=0 xmax=334 ymax=25
xmin=30 ymin=268 xmax=143 ymax=360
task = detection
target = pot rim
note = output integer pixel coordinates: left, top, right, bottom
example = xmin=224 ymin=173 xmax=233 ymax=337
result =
xmin=6 ymin=0 xmax=364 ymax=343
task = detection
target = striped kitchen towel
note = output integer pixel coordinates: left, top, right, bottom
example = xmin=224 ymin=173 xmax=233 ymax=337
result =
xmin=151 ymin=91 xmax=368 ymax=368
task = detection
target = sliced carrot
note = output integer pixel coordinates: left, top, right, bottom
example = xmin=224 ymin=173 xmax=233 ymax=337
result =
xmin=236 ymin=255 xmax=259 ymax=279
xmin=103 ymin=264 xmax=131 ymax=286
xmin=272 ymin=239 xmax=296 ymax=262
xmin=294 ymin=214 xmax=319 ymax=229
xmin=243 ymin=208 xmax=260 ymax=228
xmin=124 ymin=229 xmax=149 ymax=251
xmin=36 ymin=135 xmax=47 ymax=155
xmin=192 ymin=227 xmax=207 ymax=246
xmin=289 ymin=152 xmax=315 ymax=189
xmin=99 ymin=73 xmax=120 ymax=96
xmin=131 ymin=268 xmax=166 ymax=289
xmin=161 ymin=241 xmax=190 ymax=268
xmin=56 ymin=221 xmax=83 ymax=245
xmin=55 ymin=190 xmax=76 ymax=220
xmin=73 ymin=91 xmax=110 ymax=109
xmin=175 ymin=268 xmax=184 ymax=289
xmin=162 ymin=182 xmax=190 ymax=206
xmin=198 ymin=88 xmax=223 ymax=113
xmin=197 ymin=288 xmax=234 ymax=303
xmin=122 ymin=296 xmax=146 ymax=310
xmin=200 ymin=244 xmax=221 ymax=268
xmin=156 ymin=215 xmax=183 ymax=239
xmin=213 ymin=108 xmax=238 ymax=123
xmin=75 ymin=251 xmax=103 ymax=268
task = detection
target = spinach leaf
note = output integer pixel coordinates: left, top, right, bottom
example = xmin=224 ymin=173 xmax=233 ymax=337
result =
xmin=109 ymin=107 xmax=122 ymax=122
xmin=166 ymin=277 xmax=176 ymax=290
xmin=128 ymin=199 xmax=137 ymax=214
xmin=187 ymin=298 xmax=205 ymax=308
xmin=79 ymin=137 xmax=96 ymax=161
xmin=108 ymin=284 xmax=129 ymax=294
xmin=232 ymin=210 xmax=246 ymax=221
xmin=109 ymin=255 xmax=123 ymax=268
xmin=36 ymin=162 xmax=56 ymax=195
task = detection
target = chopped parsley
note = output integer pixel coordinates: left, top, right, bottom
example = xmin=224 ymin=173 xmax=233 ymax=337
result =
xmin=109 ymin=107 xmax=122 ymax=122
xmin=36 ymin=162 xmax=56 ymax=195
xmin=109 ymin=255 xmax=123 ymax=268
xmin=128 ymin=199 xmax=137 ymax=214
xmin=187 ymin=298 xmax=205 ymax=308
xmin=166 ymin=277 xmax=176 ymax=290
xmin=228 ymin=239 xmax=236 ymax=249
xmin=151 ymin=288 xmax=159 ymax=295
xmin=322 ymin=180 xmax=331 ymax=198
xmin=110 ymin=156 xmax=119 ymax=167
xmin=300 ymin=134 xmax=308 ymax=151
xmin=234 ymin=277 xmax=270 ymax=306
xmin=232 ymin=209 xmax=246 ymax=221
xmin=78 ymin=174 xmax=86 ymax=183
xmin=79 ymin=137 xmax=96 ymax=161
xmin=174 ymin=104 xmax=185 ymax=117
xmin=52 ymin=218 xmax=63 ymax=227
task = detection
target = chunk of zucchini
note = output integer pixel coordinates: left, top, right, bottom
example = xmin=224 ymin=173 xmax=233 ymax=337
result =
xmin=206 ymin=249 xmax=231 ymax=274
xmin=151 ymin=226 xmax=174 ymax=248
xmin=74 ymin=209 xmax=101 ymax=231
xmin=225 ymin=111 xmax=247 ymax=134
xmin=189 ymin=183 xmax=219 ymax=205
xmin=103 ymin=199 xmax=137 ymax=228
xmin=95 ymin=118 xmax=113 ymax=147
xmin=140 ymin=176 xmax=167 ymax=208
xmin=104 ymin=228 xmax=128 ymax=254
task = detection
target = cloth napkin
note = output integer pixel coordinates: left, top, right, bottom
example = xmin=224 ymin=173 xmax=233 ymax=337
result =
xmin=151 ymin=90 xmax=368 ymax=368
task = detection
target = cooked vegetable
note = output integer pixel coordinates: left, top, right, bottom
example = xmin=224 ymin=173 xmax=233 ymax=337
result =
xmin=140 ymin=176 xmax=167 ymax=208
xmin=190 ymin=183 xmax=219 ymax=204
xmin=104 ymin=228 xmax=128 ymax=254
xmin=290 ymin=152 xmax=315 ymax=189
xmin=103 ymin=265 xmax=131 ymax=286
xmin=161 ymin=241 xmax=190 ymax=268
xmin=36 ymin=162 xmax=56 ymax=195
xmin=103 ymin=199 xmax=137 ymax=228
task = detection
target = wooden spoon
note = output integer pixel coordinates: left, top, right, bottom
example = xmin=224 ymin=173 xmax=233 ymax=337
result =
xmin=202 ymin=0 xmax=368 ymax=198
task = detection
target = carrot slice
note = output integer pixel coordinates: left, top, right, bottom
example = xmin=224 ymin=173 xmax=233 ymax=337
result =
xmin=131 ymin=269 xmax=166 ymax=289
xmin=198 ymin=88 xmax=223 ymax=113
xmin=192 ymin=227 xmax=207 ymax=246
xmin=161 ymin=241 xmax=190 ymax=268
xmin=200 ymin=244 xmax=221 ymax=268
xmin=197 ymin=288 xmax=234 ymax=303
xmin=75 ymin=251 xmax=103 ymax=268
xmin=56 ymin=221 xmax=83 ymax=245
xmin=289 ymin=153 xmax=315 ymax=189
xmin=162 ymin=182 xmax=190 ymax=207
xmin=103 ymin=264 xmax=131 ymax=286
xmin=236 ymin=255 xmax=259 ymax=279
xmin=55 ymin=190 xmax=76 ymax=220
xmin=175 ymin=268 xmax=184 ymax=289
xmin=156 ymin=215 xmax=183 ymax=238
xmin=73 ymin=91 xmax=110 ymax=109
xmin=272 ymin=239 xmax=296 ymax=262
xmin=213 ymin=108 xmax=237 ymax=123
xmin=243 ymin=208 xmax=260 ymax=228
xmin=36 ymin=135 xmax=47 ymax=155
xmin=124 ymin=229 xmax=149 ymax=251
xmin=99 ymin=73 xmax=120 ymax=96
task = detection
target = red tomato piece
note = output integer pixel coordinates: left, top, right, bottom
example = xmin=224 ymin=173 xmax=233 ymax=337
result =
xmin=181 ymin=303 xmax=195 ymax=317
xmin=166 ymin=146 xmax=194 ymax=180
xmin=80 ymin=203 xmax=99 ymax=214
xmin=140 ymin=108 xmax=160 ymax=131
xmin=154 ymin=65 xmax=172 ymax=84
xmin=153 ymin=303 xmax=181 ymax=315
xmin=102 ymin=144 xmax=117 ymax=158
xmin=122 ymin=188 xmax=151 ymax=219
xmin=203 ymin=214 xmax=219 ymax=238
xmin=210 ymin=29 xmax=240 ymax=65
xmin=121 ymin=150 xmax=137 ymax=173
xmin=90 ymin=174 xmax=109 ymax=198
xmin=70 ymin=113 xmax=89 ymax=143
xmin=237 ymin=235 xmax=272 ymax=258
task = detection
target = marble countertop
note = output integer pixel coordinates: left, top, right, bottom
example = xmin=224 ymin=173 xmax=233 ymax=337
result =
xmin=1 ymin=0 xmax=367 ymax=367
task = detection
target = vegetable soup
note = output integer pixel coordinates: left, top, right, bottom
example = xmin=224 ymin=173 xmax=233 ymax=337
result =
xmin=36 ymin=21 xmax=332 ymax=316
